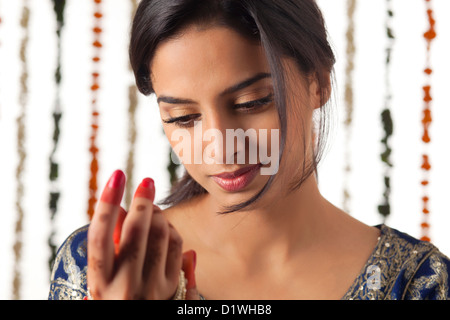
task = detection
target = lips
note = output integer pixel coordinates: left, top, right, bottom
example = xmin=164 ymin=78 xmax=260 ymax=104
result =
xmin=213 ymin=163 xmax=262 ymax=179
xmin=211 ymin=163 xmax=262 ymax=192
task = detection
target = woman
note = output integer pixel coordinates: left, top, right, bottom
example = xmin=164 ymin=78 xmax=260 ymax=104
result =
xmin=48 ymin=0 xmax=450 ymax=300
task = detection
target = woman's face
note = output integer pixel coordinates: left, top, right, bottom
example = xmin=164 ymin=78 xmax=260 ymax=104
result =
xmin=150 ymin=25 xmax=316 ymax=208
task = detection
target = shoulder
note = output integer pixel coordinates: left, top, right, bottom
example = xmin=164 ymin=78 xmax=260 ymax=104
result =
xmin=48 ymin=225 xmax=90 ymax=300
xmin=343 ymin=224 xmax=450 ymax=300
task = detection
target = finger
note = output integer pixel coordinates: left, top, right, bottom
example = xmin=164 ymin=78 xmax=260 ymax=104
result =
xmin=165 ymin=224 xmax=183 ymax=282
xmin=182 ymin=250 xmax=199 ymax=300
xmin=113 ymin=207 xmax=127 ymax=255
xmin=115 ymin=178 xmax=155 ymax=286
xmin=88 ymin=170 xmax=126 ymax=290
xmin=185 ymin=286 xmax=201 ymax=300
xmin=142 ymin=210 xmax=171 ymax=287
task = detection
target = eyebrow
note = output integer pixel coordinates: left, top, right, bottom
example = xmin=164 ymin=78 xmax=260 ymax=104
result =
xmin=156 ymin=72 xmax=272 ymax=105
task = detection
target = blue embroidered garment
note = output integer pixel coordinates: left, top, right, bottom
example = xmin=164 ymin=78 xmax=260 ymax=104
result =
xmin=48 ymin=224 xmax=450 ymax=300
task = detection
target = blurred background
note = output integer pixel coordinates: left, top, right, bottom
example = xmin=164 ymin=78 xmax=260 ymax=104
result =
xmin=0 ymin=0 xmax=449 ymax=299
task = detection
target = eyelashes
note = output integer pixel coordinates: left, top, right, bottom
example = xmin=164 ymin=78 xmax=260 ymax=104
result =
xmin=162 ymin=113 xmax=201 ymax=128
xmin=232 ymin=92 xmax=274 ymax=111
xmin=162 ymin=93 xmax=274 ymax=128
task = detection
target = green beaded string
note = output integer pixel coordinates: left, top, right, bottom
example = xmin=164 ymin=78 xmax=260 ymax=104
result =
xmin=48 ymin=0 xmax=66 ymax=273
xmin=377 ymin=0 xmax=395 ymax=222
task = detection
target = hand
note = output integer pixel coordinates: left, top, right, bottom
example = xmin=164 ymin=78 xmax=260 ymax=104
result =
xmin=87 ymin=170 xmax=199 ymax=300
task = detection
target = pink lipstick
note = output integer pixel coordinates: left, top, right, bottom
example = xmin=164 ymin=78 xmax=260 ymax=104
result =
xmin=212 ymin=163 xmax=262 ymax=192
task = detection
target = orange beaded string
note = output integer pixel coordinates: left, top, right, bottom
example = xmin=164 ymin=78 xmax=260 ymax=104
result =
xmin=87 ymin=0 xmax=103 ymax=220
xmin=420 ymin=0 xmax=436 ymax=242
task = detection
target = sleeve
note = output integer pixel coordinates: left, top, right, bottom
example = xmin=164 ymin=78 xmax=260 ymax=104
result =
xmin=48 ymin=225 xmax=90 ymax=300
xmin=403 ymin=250 xmax=450 ymax=300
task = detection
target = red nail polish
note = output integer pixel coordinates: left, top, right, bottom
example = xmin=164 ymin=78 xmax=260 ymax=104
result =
xmin=108 ymin=170 xmax=126 ymax=189
xmin=100 ymin=170 xmax=126 ymax=205
xmin=141 ymin=177 xmax=153 ymax=189
xmin=133 ymin=178 xmax=155 ymax=201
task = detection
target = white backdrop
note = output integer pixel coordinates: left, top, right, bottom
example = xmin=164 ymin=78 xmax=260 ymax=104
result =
xmin=0 ymin=0 xmax=449 ymax=300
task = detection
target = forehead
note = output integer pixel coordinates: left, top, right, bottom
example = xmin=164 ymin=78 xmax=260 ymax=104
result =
xmin=150 ymin=26 xmax=271 ymax=96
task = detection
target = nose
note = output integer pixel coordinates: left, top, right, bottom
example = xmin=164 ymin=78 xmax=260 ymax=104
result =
xmin=202 ymin=111 xmax=256 ymax=165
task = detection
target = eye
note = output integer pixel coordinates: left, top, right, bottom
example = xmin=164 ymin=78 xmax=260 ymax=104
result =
xmin=162 ymin=93 xmax=274 ymax=128
xmin=232 ymin=93 xmax=274 ymax=112
xmin=162 ymin=114 xmax=201 ymax=128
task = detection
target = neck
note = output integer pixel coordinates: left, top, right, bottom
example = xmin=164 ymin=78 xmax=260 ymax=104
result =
xmin=190 ymin=173 xmax=334 ymax=265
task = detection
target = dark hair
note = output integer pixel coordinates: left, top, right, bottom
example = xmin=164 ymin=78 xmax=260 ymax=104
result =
xmin=129 ymin=0 xmax=336 ymax=214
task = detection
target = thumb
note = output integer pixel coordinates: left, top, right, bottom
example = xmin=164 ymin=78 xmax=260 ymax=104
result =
xmin=182 ymin=250 xmax=200 ymax=300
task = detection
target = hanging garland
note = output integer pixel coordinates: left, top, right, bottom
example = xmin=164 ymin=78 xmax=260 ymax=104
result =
xmin=87 ymin=0 xmax=103 ymax=220
xmin=48 ymin=0 xmax=66 ymax=273
xmin=125 ymin=85 xmax=138 ymax=208
xmin=378 ymin=0 xmax=395 ymax=222
xmin=342 ymin=0 xmax=356 ymax=214
xmin=420 ymin=0 xmax=436 ymax=242
xmin=124 ymin=0 xmax=139 ymax=209
xmin=12 ymin=0 xmax=30 ymax=300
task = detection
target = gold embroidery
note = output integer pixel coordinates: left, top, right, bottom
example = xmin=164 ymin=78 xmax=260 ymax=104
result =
xmin=49 ymin=226 xmax=89 ymax=300
xmin=405 ymin=252 xmax=449 ymax=300
xmin=342 ymin=225 xmax=449 ymax=300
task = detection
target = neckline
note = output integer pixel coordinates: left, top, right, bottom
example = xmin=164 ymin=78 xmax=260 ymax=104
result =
xmin=199 ymin=224 xmax=389 ymax=300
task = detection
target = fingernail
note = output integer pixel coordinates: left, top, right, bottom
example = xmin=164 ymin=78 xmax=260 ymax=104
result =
xmin=140 ymin=177 xmax=153 ymax=189
xmin=108 ymin=170 xmax=126 ymax=189
xmin=100 ymin=170 xmax=126 ymax=205
xmin=133 ymin=178 xmax=155 ymax=201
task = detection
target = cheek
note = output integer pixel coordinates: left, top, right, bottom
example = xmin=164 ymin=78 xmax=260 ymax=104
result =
xmin=182 ymin=163 xmax=202 ymax=182
xmin=164 ymin=125 xmax=205 ymax=176
xmin=256 ymin=112 xmax=280 ymax=159
xmin=280 ymin=116 xmax=314 ymax=179
xmin=273 ymin=100 xmax=315 ymax=176
xmin=285 ymin=96 xmax=313 ymax=142
xmin=165 ymin=127 xmax=194 ymax=165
